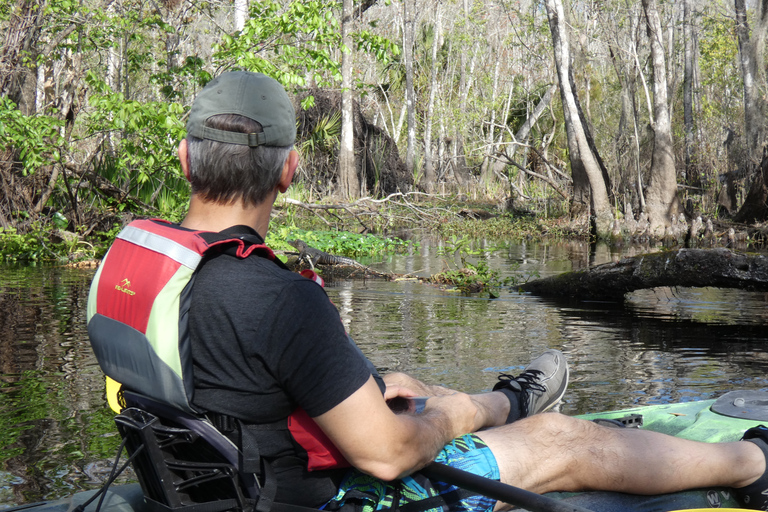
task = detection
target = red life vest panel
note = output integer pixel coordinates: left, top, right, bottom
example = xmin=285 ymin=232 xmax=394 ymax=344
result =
xmin=87 ymin=219 xmax=349 ymax=470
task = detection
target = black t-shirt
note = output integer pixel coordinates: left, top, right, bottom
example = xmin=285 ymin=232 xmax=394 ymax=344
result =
xmin=188 ymin=228 xmax=373 ymax=506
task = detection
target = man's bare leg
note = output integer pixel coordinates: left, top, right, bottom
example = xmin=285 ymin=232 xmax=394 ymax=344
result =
xmin=475 ymin=413 xmax=765 ymax=499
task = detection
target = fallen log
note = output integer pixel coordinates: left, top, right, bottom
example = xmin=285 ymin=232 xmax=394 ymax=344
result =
xmin=518 ymin=248 xmax=768 ymax=300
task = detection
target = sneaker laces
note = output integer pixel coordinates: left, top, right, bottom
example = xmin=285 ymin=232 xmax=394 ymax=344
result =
xmin=496 ymin=369 xmax=546 ymax=417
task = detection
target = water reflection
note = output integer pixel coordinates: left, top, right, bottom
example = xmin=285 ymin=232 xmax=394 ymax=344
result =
xmin=0 ymin=266 xmax=126 ymax=507
xmin=1 ymin=240 xmax=768 ymax=506
xmin=626 ymin=287 xmax=768 ymax=325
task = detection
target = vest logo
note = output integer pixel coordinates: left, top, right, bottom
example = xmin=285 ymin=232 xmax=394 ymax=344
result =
xmin=115 ymin=278 xmax=136 ymax=296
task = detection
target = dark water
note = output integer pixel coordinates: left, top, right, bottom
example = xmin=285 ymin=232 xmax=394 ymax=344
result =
xmin=1 ymin=240 xmax=768 ymax=507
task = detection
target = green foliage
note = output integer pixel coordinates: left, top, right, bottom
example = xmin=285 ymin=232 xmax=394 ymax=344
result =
xmin=0 ymin=0 xmax=10 ymax=20
xmin=354 ymin=29 xmax=401 ymax=66
xmin=429 ymin=260 xmax=507 ymax=296
xmin=427 ymin=234 xmax=542 ymax=296
xmin=3 ymin=0 xmax=404 ymax=232
xmin=699 ymin=14 xmax=740 ymax=119
xmin=0 ymin=225 xmax=96 ymax=263
xmin=214 ymin=0 xmax=343 ymax=88
xmin=0 ymin=97 xmax=64 ymax=175
xmin=429 ymin=236 xmax=511 ymax=295
xmin=699 ymin=16 xmax=739 ymax=89
xmin=301 ymin=111 xmax=341 ymax=154
xmin=266 ymin=227 xmax=415 ymax=257
xmin=213 ymin=0 xmax=399 ymax=102
xmin=85 ymin=72 xmax=189 ymax=213
xmin=1 ymin=227 xmax=53 ymax=262
xmin=151 ymin=56 xmax=213 ymax=101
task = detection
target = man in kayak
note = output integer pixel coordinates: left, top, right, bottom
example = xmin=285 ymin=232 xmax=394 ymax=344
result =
xmin=88 ymin=71 xmax=768 ymax=512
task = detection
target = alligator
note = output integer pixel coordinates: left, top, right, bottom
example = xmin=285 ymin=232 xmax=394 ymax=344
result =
xmin=287 ymin=239 xmax=369 ymax=270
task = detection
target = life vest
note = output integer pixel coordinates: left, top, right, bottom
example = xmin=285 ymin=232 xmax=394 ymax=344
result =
xmin=87 ymin=219 xmax=349 ymax=471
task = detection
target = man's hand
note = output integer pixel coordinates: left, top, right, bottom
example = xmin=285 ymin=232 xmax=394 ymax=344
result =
xmin=383 ymin=372 xmax=503 ymax=430
xmin=383 ymin=372 xmax=457 ymax=397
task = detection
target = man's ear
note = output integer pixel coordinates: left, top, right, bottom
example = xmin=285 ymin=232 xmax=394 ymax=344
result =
xmin=278 ymin=150 xmax=299 ymax=193
xmin=178 ymin=139 xmax=191 ymax=181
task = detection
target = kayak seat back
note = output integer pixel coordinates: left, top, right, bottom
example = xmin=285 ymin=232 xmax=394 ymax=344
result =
xmin=115 ymin=390 xmax=260 ymax=512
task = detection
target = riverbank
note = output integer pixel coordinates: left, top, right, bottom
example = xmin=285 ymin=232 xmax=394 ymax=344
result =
xmin=2 ymin=194 xmax=767 ymax=267
xmin=0 ymin=197 xmax=577 ymax=265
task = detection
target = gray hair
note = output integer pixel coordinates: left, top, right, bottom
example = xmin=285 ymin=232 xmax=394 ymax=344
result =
xmin=186 ymin=114 xmax=292 ymax=206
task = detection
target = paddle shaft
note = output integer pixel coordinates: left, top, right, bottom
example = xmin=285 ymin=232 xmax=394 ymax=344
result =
xmin=421 ymin=463 xmax=594 ymax=512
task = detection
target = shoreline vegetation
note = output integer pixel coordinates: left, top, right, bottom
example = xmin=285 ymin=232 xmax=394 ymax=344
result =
xmin=3 ymin=187 xmax=768 ymax=264
xmin=3 ymin=190 xmax=767 ymax=298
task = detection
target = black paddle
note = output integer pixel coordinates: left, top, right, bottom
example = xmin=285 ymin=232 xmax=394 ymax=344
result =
xmin=421 ymin=462 xmax=595 ymax=512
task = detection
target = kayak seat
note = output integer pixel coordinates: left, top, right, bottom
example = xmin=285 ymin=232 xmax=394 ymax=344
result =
xmin=113 ymin=389 xmax=330 ymax=512
xmin=115 ymin=390 xmax=259 ymax=512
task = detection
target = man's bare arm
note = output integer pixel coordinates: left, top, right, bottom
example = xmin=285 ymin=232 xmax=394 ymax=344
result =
xmin=313 ymin=376 xmax=479 ymax=481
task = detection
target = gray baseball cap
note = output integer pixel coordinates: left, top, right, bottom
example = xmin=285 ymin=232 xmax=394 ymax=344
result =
xmin=186 ymin=71 xmax=296 ymax=147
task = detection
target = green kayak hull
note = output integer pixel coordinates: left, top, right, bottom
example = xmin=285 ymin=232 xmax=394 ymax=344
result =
xmin=578 ymin=390 xmax=768 ymax=443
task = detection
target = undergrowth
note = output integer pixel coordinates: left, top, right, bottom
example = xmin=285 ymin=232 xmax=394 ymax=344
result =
xmin=266 ymin=226 xmax=416 ymax=258
xmin=0 ymin=226 xmax=98 ymax=263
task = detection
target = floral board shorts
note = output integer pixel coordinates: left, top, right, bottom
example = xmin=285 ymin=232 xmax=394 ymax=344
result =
xmin=323 ymin=434 xmax=500 ymax=512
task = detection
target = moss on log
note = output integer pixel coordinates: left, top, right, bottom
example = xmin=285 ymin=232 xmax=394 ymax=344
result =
xmin=518 ymin=248 xmax=768 ymax=300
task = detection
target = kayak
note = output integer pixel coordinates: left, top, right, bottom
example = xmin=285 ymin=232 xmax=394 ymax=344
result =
xmin=5 ymin=390 xmax=767 ymax=512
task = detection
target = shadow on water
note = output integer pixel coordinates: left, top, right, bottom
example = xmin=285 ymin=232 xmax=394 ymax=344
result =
xmin=1 ymin=240 xmax=767 ymax=506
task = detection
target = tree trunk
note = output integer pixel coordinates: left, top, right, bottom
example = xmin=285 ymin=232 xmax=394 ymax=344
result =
xmin=734 ymin=0 xmax=767 ymax=166
xmin=339 ymin=0 xmax=359 ymax=199
xmin=0 ymin=0 xmax=45 ymax=114
xmin=683 ymin=0 xmax=695 ymax=182
xmin=520 ymin=248 xmax=768 ymax=301
xmin=544 ymin=0 xmax=611 ymax=236
xmin=33 ymin=49 xmax=83 ymax=215
xmin=734 ymin=0 xmax=768 ymax=223
xmin=642 ymin=0 xmax=680 ymax=236
xmin=734 ymin=148 xmax=768 ymax=223
xmin=234 ymin=0 xmax=248 ymax=32
xmin=403 ymin=0 xmax=416 ymax=177
xmin=420 ymin=1 xmax=441 ymax=194
xmin=480 ymin=49 xmax=501 ymax=188
xmin=605 ymin=4 xmax=644 ymax=212
xmin=450 ymin=0 xmax=474 ymax=189
xmin=570 ymin=68 xmax=613 ymax=202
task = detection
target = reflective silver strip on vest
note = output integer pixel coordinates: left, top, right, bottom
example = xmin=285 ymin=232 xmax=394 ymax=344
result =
xmin=118 ymin=224 xmax=203 ymax=269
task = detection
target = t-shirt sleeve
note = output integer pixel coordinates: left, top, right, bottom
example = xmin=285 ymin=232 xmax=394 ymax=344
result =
xmin=267 ymin=279 xmax=373 ymax=418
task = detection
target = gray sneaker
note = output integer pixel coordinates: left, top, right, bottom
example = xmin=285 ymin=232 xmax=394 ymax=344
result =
xmin=493 ymin=349 xmax=569 ymax=419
